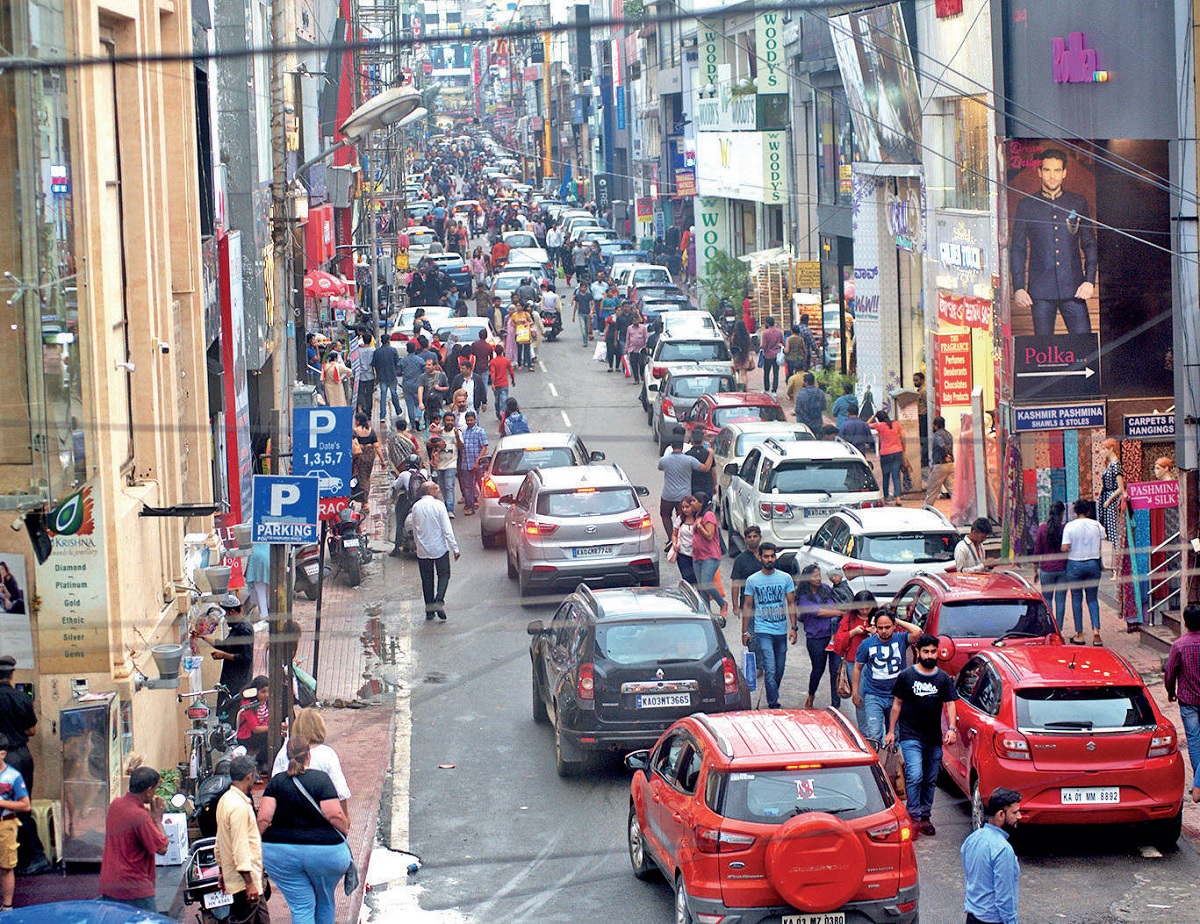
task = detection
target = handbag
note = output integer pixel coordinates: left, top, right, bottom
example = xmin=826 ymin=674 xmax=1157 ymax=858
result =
xmin=836 ymin=664 xmax=852 ymax=700
xmin=775 ymin=350 xmax=786 ymax=367
xmin=756 ymin=350 xmax=765 ymax=369
xmin=292 ymin=776 xmax=359 ymax=895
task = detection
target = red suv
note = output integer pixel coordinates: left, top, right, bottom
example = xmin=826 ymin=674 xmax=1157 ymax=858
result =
xmin=943 ymin=647 xmax=1184 ymax=849
xmin=890 ymin=571 xmax=1062 ymax=676
xmin=680 ymin=392 xmax=786 ymax=443
xmin=626 ymin=709 xmax=918 ymax=924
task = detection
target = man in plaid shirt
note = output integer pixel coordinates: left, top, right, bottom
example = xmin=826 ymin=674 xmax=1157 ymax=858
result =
xmin=457 ymin=411 xmax=489 ymax=515
xmin=1165 ymin=604 xmax=1200 ymax=804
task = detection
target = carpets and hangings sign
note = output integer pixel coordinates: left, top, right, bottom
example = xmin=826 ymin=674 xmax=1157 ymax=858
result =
xmin=935 ymin=333 xmax=973 ymax=406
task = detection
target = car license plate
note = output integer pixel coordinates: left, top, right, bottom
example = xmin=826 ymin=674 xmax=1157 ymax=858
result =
xmin=343 ymin=538 xmax=360 ymax=548
xmin=1060 ymin=786 xmax=1120 ymax=805
xmin=203 ymin=891 xmax=234 ymax=910
xmin=637 ymin=693 xmax=690 ymax=708
xmin=573 ymin=545 xmax=612 ymax=558
xmin=783 ymin=914 xmax=845 ymax=924
xmin=804 ymin=507 xmax=836 ymax=518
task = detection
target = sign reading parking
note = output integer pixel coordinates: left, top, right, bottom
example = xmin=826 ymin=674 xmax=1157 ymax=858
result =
xmin=252 ymin=475 xmax=319 ymax=544
xmin=292 ymin=406 xmax=353 ymax=520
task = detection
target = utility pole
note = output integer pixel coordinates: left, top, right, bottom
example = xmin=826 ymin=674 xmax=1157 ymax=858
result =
xmin=543 ymin=32 xmax=553 ymax=184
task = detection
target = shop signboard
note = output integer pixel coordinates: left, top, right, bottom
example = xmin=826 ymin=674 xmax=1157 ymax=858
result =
xmin=1122 ymin=413 xmax=1175 ymax=440
xmin=696 ymin=131 xmax=788 ymax=204
xmin=1012 ymin=402 xmax=1106 ymax=432
xmin=1013 ymin=334 xmax=1101 ymax=400
xmin=218 ymin=231 xmax=254 ymax=526
xmin=1127 ymin=480 xmax=1179 ymax=511
xmin=936 ymin=291 xmax=992 ymax=331
xmin=292 ymin=406 xmax=353 ymax=520
xmin=696 ymin=196 xmax=728 ymax=293
xmin=674 ymin=168 xmax=697 ymax=197
xmin=636 ymin=197 xmax=654 ymax=220
xmin=252 ymin=475 xmax=320 ymax=545
xmin=595 ymin=173 xmax=612 ymax=211
xmin=755 ymin=13 xmax=786 ymax=95
xmin=934 ymin=333 xmax=973 ymax=407
xmin=793 ymin=261 xmax=821 ymax=288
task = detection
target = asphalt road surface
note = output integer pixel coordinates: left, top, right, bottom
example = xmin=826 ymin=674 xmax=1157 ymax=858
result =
xmin=392 ymin=303 xmax=1200 ymax=924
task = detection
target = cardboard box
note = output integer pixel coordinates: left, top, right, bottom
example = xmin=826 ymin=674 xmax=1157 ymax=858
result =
xmin=157 ymin=812 xmax=189 ymax=866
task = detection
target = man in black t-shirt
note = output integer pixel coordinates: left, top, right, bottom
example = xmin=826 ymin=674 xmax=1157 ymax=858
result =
xmin=0 ymin=656 xmax=48 ymax=873
xmin=885 ymin=633 xmax=958 ymax=836
xmin=686 ymin=426 xmax=715 ymax=497
xmin=730 ymin=526 xmax=799 ymax=623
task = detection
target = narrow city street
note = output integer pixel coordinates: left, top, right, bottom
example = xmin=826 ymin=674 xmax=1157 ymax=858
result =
xmin=359 ymin=324 xmax=1200 ymax=923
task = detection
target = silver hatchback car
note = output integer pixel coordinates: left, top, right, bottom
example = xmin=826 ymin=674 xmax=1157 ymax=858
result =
xmin=479 ymin=432 xmax=605 ymax=547
xmin=503 ymin=465 xmax=659 ymax=600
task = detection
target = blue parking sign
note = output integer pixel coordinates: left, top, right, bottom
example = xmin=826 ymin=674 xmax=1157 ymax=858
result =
xmin=252 ymin=475 xmax=319 ymax=544
xmin=292 ymin=407 xmax=353 ymax=500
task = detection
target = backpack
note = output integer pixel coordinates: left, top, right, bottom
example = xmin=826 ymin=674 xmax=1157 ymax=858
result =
xmin=505 ymin=413 xmax=531 ymax=435
xmin=407 ymin=470 xmax=432 ymax=505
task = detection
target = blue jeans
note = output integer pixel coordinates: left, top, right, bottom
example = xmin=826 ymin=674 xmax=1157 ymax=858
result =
xmin=1040 ymin=568 xmax=1069 ymax=631
xmin=880 ymin=452 xmax=904 ymax=499
xmin=435 ymin=468 xmax=456 ymax=512
xmin=898 ymin=737 xmax=943 ymax=822
xmin=517 ymin=341 xmax=532 ymax=368
xmin=379 ymin=380 xmax=402 ymax=418
xmin=493 ymin=385 xmax=509 ymax=420
xmin=862 ymin=691 xmax=895 ymax=747
xmin=1180 ymin=703 xmax=1200 ymax=790
xmin=1066 ymin=557 xmax=1102 ymax=633
xmin=804 ymin=635 xmax=841 ymax=707
xmin=262 ymin=841 xmax=352 ymax=924
xmin=579 ymin=314 xmax=591 ymax=345
xmin=694 ymin=557 xmax=726 ymax=611
xmin=756 ymin=632 xmax=789 ymax=708
xmin=403 ymin=387 xmax=421 ymax=429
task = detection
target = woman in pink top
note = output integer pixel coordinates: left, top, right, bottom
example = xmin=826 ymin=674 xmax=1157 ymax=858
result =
xmin=869 ymin=410 xmax=906 ymax=504
xmin=691 ymin=493 xmax=727 ymax=618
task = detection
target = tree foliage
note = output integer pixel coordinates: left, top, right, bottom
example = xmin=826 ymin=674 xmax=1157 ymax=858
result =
xmin=702 ymin=249 xmax=750 ymax=314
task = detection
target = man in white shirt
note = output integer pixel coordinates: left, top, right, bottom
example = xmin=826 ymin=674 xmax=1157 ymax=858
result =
xmin=954 ymin=517 xmax=994 ymax=573
xmin=411 ymin=483 xmax=460 ymax=620
xmin=546 ymin=224 xmax=564 ymax=267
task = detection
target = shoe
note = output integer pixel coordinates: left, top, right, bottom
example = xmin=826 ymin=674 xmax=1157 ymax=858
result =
xmin=437 ymin=609 xmax=447 ymax=621
xmin=918 ymin=820 xmax=936 ymax=836
xmin=1069 ymin=634 xmax=1085 ymax=645
xmin=388 ymin=550 xmax=403 ymax=558
xmin=448 ymin=511 xmax=456 ymax=519
xmin=425 ymin=611 xmax=435 ymax=621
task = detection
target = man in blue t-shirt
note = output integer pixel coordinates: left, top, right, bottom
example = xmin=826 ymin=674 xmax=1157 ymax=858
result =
xmin=0 ymin=734 xmax=31 ymax=909
xmin=852 ymin=610 xmax=922 ymax=747
xmin=740 ymin=543 xmax=797 ymax=709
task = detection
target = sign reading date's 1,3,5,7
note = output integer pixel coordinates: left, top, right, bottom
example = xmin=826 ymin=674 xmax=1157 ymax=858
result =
xmin=292 ymin=406 xmax=353 ymax=519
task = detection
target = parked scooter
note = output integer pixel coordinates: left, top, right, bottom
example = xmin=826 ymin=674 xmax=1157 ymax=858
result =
xmin=181 ymin=835 xmax=227 ymax=923
xmin=327 ymin=502 xmax=370 ymax=586
xmin=293 ymin=542 xmax=323 ymax=601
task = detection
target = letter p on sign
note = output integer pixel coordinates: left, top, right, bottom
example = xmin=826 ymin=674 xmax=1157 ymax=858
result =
xmin=308 ymin=409 xmax=337 ymax=448
xmin=269 ymin=483 xmax=301 ymax=516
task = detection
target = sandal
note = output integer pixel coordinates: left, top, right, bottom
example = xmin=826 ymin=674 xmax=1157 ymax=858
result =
xmin=1092 ymin=632 xmax=1103 ymax=647
xmin=1069 ymin=634 xmax=1085 ymax=645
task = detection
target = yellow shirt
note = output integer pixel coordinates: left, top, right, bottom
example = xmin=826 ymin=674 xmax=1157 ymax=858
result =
xmin=215 ymin=786 xmax=264 ymax=894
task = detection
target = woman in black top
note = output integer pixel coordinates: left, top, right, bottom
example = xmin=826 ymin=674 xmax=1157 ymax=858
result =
xmin=351 ymin=412 xmax=388 ymax=509
xmin=257 ymin=739 xmax=351 ymax=924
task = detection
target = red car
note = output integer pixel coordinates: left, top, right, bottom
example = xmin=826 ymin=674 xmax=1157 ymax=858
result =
xmin=942 ymin=647 xmax=1183 ymax=849
xmin=626 ymin=709 xmax=918 ymax=924
xmin=679 ymin=392 xmax=786 ymax=443
xmin=890 ymin=571 xmax=1063 ymax=676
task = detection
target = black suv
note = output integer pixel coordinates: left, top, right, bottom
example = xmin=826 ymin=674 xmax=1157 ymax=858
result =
xmin=528 ymin=583 xmax=751 ymax=777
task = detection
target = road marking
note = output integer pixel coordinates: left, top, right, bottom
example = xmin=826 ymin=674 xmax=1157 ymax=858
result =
xmin=560 ymin=410 xmax=572 ymax=428
xmin=538 ymin=360 xmax=547 ymax=373
xmin=547 ymin=382 xmax=558 ymax=398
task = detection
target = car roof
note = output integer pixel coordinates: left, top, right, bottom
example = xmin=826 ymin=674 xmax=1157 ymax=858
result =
xmin=659 ymin=333 xmax=727 ymax=345
xmin=703 ymin=392 xmax=781 ymax=408
xmin=836 ymin=506 xmax=955 ymax=533
xmin=494 ymin=431 xmax=579 ymax=451
xmin=719 ymin=420 xmax=813 ymax=438
xmin=761 ymin=439 xmax=864 ymax=461
xmin=916 ymin=571 xmax=1043 ymax=601
xmin=531 ymin=463 xmax=631 ymax=490
xmin=700 ymin=710 xmax=872 ymax=765
xmin=582 ymin=584 xmax=707 ymax=621
xmin=625 ymin=262 xmax=669 ymax=272
xmin=979 ymin=647 xmax=1142 ymax=687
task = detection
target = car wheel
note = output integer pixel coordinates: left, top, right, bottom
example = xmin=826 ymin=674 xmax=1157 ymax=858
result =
xmin=481 ymin=530 xmax=498 ymax=549
xmin=673 ymin=874 xmax=694 ymax=924
xmin=1145 ymin=807 xmax=1183 ymax=852
xmin=531 ymin=664 xmax=549 ymax=725
xmin=507 ymin=548 xmax=517 ymax=579
xmin=554 ymin=721 xmax=585 ymax=777
xmin=970 ymin=777 xmax=985 ymax=831
xmin=627 ymin=803 xmax=659 ymax=880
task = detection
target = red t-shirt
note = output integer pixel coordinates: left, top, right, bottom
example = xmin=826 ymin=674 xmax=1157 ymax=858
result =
xmin=489 ymin=354 xmax=515 ymax=388
xmin=99 ymin=792 xmax=169 ymax=899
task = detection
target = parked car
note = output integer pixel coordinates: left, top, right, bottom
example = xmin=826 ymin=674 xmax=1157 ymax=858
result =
xmin=502 ymin=230 xmax=550 ymax=267
xmin=943 ymin=647 xmax=1183 ymax=849
xmin=626 ymin=709 xmax=918 ymax=924
xmin=389 ymin=305 xmax=453 ymax=343
xmin=407 ymin=226 xmax=438 ymax=255
xmin=612 ymin=262 xmax=673 ymax=297
xmin=796 ymin=506 xmax=959 ymax=597
xmin=528 ymin=583 xmax=750 ymax=775
xmin=576 ymin=227 xmax=621 ymax=245
xmin=479 ymin=433 xmax=605 ymax=547
xmin=657 ymin=310 xmax=720 ymax=338
xmin=890 ymin=571 xmax=1064 ymax=676
xmin=632 ymin=284 xmax=686 ymax=311
xmin=640 ymin=335 xmax=733 ymax=410
xmin=502 ymin=464 xmax=659 ymax=599
xmin=424 ymin=252 xmax=473 ymax=298
xmin=679 ymin=392 xmax=787 ymax=444
xmin=649 ymin=364 xmax=739 ymax=452
xmin=711 ymin=422 xmax=815 ymax=526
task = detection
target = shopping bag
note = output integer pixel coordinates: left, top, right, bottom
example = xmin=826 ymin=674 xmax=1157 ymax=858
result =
xmin=621 ymin=353 xmax=632 ymax=377
xmin=593 ymin=341 xmax=607 ymax=363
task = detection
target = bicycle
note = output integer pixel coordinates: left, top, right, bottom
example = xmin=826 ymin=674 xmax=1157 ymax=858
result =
xmin=176 ymin=685 xmax=236 ymax=799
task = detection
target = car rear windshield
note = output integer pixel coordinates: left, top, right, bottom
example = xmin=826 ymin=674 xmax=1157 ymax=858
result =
xmin=1015 ymin=686 xmax=1157 ymax=731
xmin=505 ymin=233 xmax=537 ymax=248
xmin=493 ymin=447 xmax=576 ymax=476
xmin=657 ymin=341 xmax=731 ymax=363
xmin=633 ymin=268 xmax=672 ymax=286
xmin=537 ymin=487 xmax=639 ymax=518
xmin=671 ymin=376 xmax=736 ymax=399
xmin=858 ymin=532 xmax=957 ymax=565
xmin=435 ymin=325 xmax=488 ymax=342
xmin=712 ymin=406 xmax=786 ymax=428
xmin=768 ymin=461 xmax=879 ymax=494
xmin=735 ymin=431 xmax=813 ymax=455
xmin=935 ymin=600 xmax=1056 ymax=639
xmin=715 ymin=765 xmax=890 ymax=824
xmin=594 ymin=619 xmax=718 ymax=665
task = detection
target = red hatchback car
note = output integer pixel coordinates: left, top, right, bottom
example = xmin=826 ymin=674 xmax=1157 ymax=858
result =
xmin=891 ymin=571 xmax=1063 ymax=676
xmin=942 ymin=647 xmax=1184 ymax=849
xmin=679 ymin=392 xmax=787 ymax=444
xmin=626 ymin=709 xmax=918 ymax=924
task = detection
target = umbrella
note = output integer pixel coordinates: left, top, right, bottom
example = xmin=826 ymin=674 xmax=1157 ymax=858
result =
xmin=304 ymin=270 xmax=346 ymax=298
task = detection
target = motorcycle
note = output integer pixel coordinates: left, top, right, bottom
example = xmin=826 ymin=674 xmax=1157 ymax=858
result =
xmin=293 ymin=542 xmax=323 ymax=601
xmin=540 ymin=306 xmax=562 ymax=342
xmin=181 ymin=835 xmax=228 ymax=923
xmin=327 ymin=502 xmax=370 ymax=587
xmin=718 ymin=297 xmax=737 ymax=337
xmin=177 ymin=686 xmax=238 ymax=799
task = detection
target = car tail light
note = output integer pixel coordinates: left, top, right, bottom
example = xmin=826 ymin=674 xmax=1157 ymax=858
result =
xmin=694 ymin=825 xmax=756 ymax=854
xmin=482 ymin=477 xmax=499 ymax=499
xmin=721 ymin=656 xmax=738 ymax=695
xmin=994 ymin=729 xmax=1032 ymax=761
xmin=524 ymin=519 xmax=558 ymax=536
xmin=623 ymin=513 xmax=653 ymax=530
xmin=652 ymin=365 xmax=666 ymax=378
xmin=866 ymin=819 xmax=912 ymax=843
xmin=1148 ymin=725 xmax=1177 ymax=758
xmin=897 ymin=901 xmax=918 ymax=914
xmin=858 ymin=499 xmax=884 ymax=509
xmin=661 ymin=398 xmax=675 ymax=418
xmin=577 ymin=663 xmax=594 ymax=700
xmin=842 ymin=562 xmax=890 ymax=579
xmin=772 ymin=502 xmax=793 ymax=519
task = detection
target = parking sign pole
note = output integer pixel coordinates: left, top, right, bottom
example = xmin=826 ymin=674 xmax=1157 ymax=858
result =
xmin=267 ymin=412 xmax=290 ymax=768
xmin=311 ymin=519 xmax=328 ymax=687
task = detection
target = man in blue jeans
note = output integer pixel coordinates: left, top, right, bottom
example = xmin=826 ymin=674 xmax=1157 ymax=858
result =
xmin=852 ymin=610 xmax=921 ymax=747
xmin=1165 ymin=603 xmax=1200 ymax=804
xmin=741 ymin=543 xmax=797 ymax=709
xmin=886 ymin=634 xmax=958 ymax=837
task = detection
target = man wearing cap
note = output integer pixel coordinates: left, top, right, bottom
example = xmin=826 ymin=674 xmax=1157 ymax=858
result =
xmin=0 ymin=656 xmax=48 ymax=875
xmin=209 ymin=597 xmax=255 ymax=725
xmin=955 ymin=518 xmax=995 ymax=573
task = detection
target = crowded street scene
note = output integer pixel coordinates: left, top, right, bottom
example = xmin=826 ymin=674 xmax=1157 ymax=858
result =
xmin=2 ymin=0 xmax=1200 ymax=923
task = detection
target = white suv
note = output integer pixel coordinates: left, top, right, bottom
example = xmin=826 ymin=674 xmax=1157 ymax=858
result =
xmin=723 ymin=438 xmax=883 ymax=549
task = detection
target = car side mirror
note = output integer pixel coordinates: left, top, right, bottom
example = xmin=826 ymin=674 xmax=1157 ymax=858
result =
xmin=724 ymin=462 xmax=738 ymax=476
xmin=624 ymin=749 xmax=650 ymax=772
xmin=634 ymin=486 xmax=650 ymax=497
xmin=499 ymin=494 xmax=515 ymax=505
xmin=647 ymin=382 xmax=659 ymax=392
xmin=526 ymin=620 xmax=546 ymax=636
xmin=937 ymin=635 xmax=956 ymax=662
xmin=590 ymin=451 xmax=606 ymax=462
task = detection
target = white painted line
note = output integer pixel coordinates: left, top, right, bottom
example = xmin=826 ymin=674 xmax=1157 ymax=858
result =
xmin=538 ymin=360 xmax=547 ymax=373
xmin=547 ymin=382 xmax=559 ymax=398
xmin=560 ymin=410 xmax=572 ymax=428
xmin=388 ymin=608 xmax=414 ymax=853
